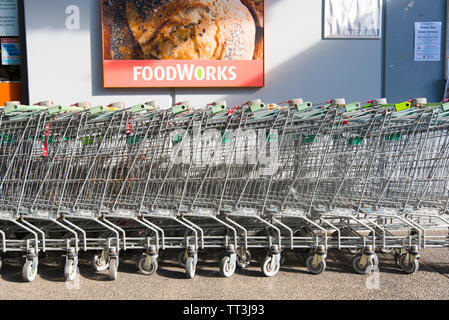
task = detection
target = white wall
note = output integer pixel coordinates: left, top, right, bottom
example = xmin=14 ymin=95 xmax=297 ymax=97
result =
xmin=24 ymin=0 xmax=382 ymax=108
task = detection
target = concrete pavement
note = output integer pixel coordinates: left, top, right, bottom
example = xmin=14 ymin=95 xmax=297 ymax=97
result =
xmin=0 ymin=248 xmax=448 ymax=300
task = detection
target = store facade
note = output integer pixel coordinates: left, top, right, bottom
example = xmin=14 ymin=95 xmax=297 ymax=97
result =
xmin=4 ymin=0 xmax=447 ymax=107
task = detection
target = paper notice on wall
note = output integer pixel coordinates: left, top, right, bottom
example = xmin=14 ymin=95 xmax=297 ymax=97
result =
xmin=414 ymin=22 xmax=442 ymax=62
xmin=0 ymin=0 xmax=18 ymax=37
xmin=1 ymin=38 xmax=20 ymax=65
xmin=324 ymin=0 xmax=382 ymax=39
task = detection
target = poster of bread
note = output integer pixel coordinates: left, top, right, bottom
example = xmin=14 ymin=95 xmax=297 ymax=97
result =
xmin=102 ymin=0 xmax=264 ymax=88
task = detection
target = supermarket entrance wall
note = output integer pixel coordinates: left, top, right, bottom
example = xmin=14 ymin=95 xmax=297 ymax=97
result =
xmin=23 ymin=0 xmax=382 ymax=107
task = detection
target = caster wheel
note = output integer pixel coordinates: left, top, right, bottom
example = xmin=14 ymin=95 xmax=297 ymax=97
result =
xmin=178 ymin=251 xmax=188 ymax=268
xmin=92 ymin=254 xmax=109 ymax=271
xmin=236 ymin=250 xmax=251 ymax=269
xmin=138 ymin=255 xmax=158 ymax=276
xmin=261 ymin=256 xmax=280 ymax=277
xmin=219 ymin=256 xmax=236 ymax=278
xmin=109 ymin=258 xmax=118 ymax=281
xmin=399 ymin=255 xmax=419 ymax=274
xmin=22 ymin=260 xmax=38 ymax=282
xmin=394 ymin=253 xmax=402 ymax=267
xmin=353 ymin=254 xmax=379 ymax=275
xmin=64 ymin=259 xmax=77 ymax=282
xmin=306 ymin=255 xmax=326 ymax=275
xmin=185 ymin=257 xmax=196 ymax=279
xmin=0 ymin=258 xmax=2 ymax=271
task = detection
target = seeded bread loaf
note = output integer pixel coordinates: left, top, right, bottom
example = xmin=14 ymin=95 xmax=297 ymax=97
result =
xmin=102 ymin=0 xmax=113 ymax=59
xmin=125 ymin=0 xmax=255 ymax=60
xmin=109 ymin=0 xmax=143 ymax=59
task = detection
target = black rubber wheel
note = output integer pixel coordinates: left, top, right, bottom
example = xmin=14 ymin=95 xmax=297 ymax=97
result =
xmin=353 ymin=254 xmax=379 ymax=275
xmin=261 ymin=256 xmax=280 ymax=277
xmin=399 ymin=255 xmax=419 ymax=274
xmin=92 ymin=254 xmax=109 ymax=271
xmin=185 ymin=257 xmax=196 ymax=279
xmin=22 ymin=260 xmax=38 ymax=282
xmin=109 ymin=258 xmax=118 ymax=281
xmin=306 ymin=255 xmax=326 ymax=275
xmin=219 ymin=256 xmax=235 ymax=278
xmin=138 ymin=255 xmax=158 ymax=276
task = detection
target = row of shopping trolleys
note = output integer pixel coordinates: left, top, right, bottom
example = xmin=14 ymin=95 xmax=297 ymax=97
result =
xmin=1 ymin=205 xmax=447 ymax=282
xmin=0 ymin=97 xmax=448 ymax=282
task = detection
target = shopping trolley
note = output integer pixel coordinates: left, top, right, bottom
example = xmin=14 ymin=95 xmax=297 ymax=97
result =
xmin=1 ymin=96 xmax=449 ymax=283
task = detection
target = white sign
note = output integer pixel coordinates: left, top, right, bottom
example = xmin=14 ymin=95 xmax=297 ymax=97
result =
xmin=324 ymin=0 xmax=382 ymax=39
xmin=414 ymin=21 xmax=442 ymax=62
xmin=0 ymin=0 xmax=18 ymax=37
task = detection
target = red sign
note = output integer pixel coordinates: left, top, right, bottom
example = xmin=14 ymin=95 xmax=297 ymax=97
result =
xmin=101 ymin=0 xmax=264 ymax=88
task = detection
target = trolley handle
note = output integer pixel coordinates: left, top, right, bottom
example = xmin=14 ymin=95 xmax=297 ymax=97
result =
xmin=207 ymin=101 xmax=228 ymax=115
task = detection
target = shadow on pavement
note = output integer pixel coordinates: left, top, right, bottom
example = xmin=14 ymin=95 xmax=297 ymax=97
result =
xmin=0 ymin=249 xmax=432 ymax=284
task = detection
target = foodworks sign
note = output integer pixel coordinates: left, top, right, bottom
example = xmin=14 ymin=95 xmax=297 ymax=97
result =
xmin=103 ymin=60 xmax=263 ymax=87
xmin=101 ymin=0 xmax=265 ymax=88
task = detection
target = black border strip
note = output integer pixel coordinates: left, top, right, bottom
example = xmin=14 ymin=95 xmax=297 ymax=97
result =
xmin=18 ymin=0 xmax=29 ymax=105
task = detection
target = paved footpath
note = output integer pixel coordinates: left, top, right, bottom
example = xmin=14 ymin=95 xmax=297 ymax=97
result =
xmin=0 ymin=248 xmax=448 ymax=300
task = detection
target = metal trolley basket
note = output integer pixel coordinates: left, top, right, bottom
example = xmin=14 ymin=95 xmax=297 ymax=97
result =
xmin=0 ymin=97 xmax=448 ymax=282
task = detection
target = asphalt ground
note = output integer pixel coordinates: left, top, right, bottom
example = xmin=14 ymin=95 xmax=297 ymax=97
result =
xmin=0 ymin=247 xmax=448 ymax=300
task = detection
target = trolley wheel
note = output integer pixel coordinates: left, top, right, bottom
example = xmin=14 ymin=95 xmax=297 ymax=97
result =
xmin=394 ymin=253 xmax=402 ymax=267
xmin=64 ymin=259 xmax=77 ymax=282
xmin=185 ymin=257 xmax=196 ymax=279
xmin=261 ymin=256 xmax=280 ymax=277
xmin=109 ymin=258 xmax=118 ymax=281
xmin=92 ymin=254 xmax=109 ymax=271
xmin=306 ymin=255 xmax=326 ymax=275
xmin=236 ymin=250 xmax=251 ymax=269
xmin=178 ymin=250 xmax=188 ymax=268
xmin=22 ymin=260 xmax=38 ymax=282
xmin=0 ymin=258 xmax=2 ymax=271
xmin=219 ymin=256 xmax=236 ymax=278
xmin=353 ymin=254 xmax=379 ymax=275
xmin=399 ymin=255 xmax=419 ymax=274
xmin=138 ymin=255 xmax=158 ymax=276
